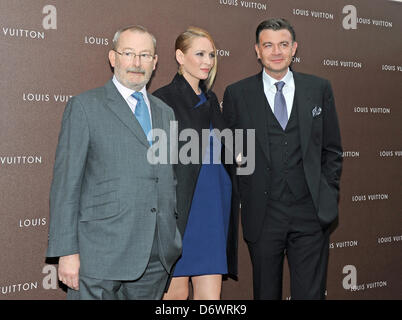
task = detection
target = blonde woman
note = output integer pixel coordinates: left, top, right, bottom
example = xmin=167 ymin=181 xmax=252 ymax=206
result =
xmin=153 ymin=27 xmax=238 ymax=300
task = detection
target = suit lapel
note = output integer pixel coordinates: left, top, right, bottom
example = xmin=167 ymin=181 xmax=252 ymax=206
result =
xmin=148 ymin=94 xmax=163 ymax=172
xmin=293 ymin=72 xmax=312 ymax=158
xmin=149 ymin=94 xmax=163 ymax=135
xmin=245 ymin=72 xmax=271 ymax=163
xmin=104 ymin=80 xmax=149 ymax=147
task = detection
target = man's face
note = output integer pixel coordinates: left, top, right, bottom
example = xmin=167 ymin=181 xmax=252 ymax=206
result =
xmin=255 ymin=29 xmax=297 ymax=80
xmin=109 ymin=30 xmax=158 ymax=91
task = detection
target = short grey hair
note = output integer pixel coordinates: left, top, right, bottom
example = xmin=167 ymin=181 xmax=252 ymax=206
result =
xmin=112 ymin=25 xmax=157 ymax=52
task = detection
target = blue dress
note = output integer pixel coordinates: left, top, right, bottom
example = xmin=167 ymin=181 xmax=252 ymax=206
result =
xmin=173 ymin=92 xmax=232 ymax=277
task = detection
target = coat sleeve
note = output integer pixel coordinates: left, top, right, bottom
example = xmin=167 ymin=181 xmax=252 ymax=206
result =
xmin=46 ymin=96 xmax=90 ymax=258
xmin=321 ymin=80 xmax=343 ymax=193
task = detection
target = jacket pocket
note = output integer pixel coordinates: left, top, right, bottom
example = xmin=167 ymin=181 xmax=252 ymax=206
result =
xmin=80 ymin=200 xmax=120 ymax=222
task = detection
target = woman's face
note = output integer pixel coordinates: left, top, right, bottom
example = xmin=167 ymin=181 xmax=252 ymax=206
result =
xmin=177 ymin=36 xmax=215 ymax=84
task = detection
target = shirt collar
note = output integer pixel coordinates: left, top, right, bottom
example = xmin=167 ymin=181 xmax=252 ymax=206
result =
xmin=112 ymin=75 xmax=148 ymax=102
xmin=262 ymin=68 xmax=294 ymax=90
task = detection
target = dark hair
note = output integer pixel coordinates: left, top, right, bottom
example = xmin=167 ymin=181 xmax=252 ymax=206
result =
xmin=256 ymin=18 xmax=296 ymax=43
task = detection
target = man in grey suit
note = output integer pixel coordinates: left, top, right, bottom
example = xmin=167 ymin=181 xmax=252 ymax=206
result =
xmin=46 ymin=25 xmax=182 ymax=300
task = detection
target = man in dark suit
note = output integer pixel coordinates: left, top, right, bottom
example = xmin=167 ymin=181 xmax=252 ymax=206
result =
xmin=46 ymin=25 xmax=181 ymax=299
xmin=223 ymin=18 xmax=342 ymax=299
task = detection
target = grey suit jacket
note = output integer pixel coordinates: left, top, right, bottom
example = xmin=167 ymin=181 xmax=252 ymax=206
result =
xmin=47 ymin=79 xmax=182 ymax=280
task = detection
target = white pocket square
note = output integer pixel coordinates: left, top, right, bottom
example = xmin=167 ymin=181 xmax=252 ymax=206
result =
xmin=312 ymin=106 xmax=322 ymax=117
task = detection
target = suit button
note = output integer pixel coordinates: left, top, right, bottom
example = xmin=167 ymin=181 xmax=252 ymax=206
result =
xmin=151 ymin=208 xmax=157 ymax=213
xmin=266 ymin=167 xmax=270 ymax=171
xmin=155 ymin=178 xmax=159 ymax=183
xmin=264 ymin=191 xmax=268 ymax=195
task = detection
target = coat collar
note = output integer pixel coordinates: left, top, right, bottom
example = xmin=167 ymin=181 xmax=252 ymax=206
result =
xmin=171 ymin=73 xmax=212 ymax=107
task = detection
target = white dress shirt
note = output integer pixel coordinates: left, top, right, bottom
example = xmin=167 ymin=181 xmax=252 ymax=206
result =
xmin=262 ymin=68 xmax=295 ymax=120
xmin=112 ymin=75 xmax=152 ymax=127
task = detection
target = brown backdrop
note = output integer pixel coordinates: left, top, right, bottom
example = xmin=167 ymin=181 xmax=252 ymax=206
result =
xmin=1 ymin=0 xmax=401 ymax=300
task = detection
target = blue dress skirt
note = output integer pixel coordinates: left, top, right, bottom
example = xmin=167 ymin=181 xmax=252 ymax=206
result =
xmin=173 ymin=93 xmax=232 ymax=277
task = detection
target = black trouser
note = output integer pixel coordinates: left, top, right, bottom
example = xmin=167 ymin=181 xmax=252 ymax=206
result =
xmin=247 ymin=193 xmax=329 ymax=300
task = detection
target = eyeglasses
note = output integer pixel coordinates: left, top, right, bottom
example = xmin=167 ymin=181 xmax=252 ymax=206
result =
xmin=113 ymin=50 xmax=155 ymax=62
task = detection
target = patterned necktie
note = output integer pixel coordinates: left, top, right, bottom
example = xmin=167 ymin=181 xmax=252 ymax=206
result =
xmin=274 ymin=81 xmax=288 ymax=130
xmin=132 ymin=91 xmax=152 ymax=145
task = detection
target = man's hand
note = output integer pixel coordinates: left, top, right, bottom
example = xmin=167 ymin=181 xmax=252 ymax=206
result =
xmin=58 ymin=254 xmax=80 ymax=290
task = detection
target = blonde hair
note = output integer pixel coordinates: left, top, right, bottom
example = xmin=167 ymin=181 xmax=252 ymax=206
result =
xmin=175 ymin=26 xmax=217 ymax=90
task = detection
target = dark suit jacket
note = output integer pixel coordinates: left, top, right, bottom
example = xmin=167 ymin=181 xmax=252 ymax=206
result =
xmin=223 ymin=71 xmax=343 ymax=243
xmin=153 ymin=73 xmax=239 ymax=278
xmin=47 ymin=79 xmax=182 ymax=280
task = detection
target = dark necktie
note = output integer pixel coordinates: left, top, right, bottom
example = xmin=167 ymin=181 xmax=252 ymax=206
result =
xmin=132 ymin=92 xmax=152 ymax=145
xmin=274 ymin=81 xmax=288 ymax=130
